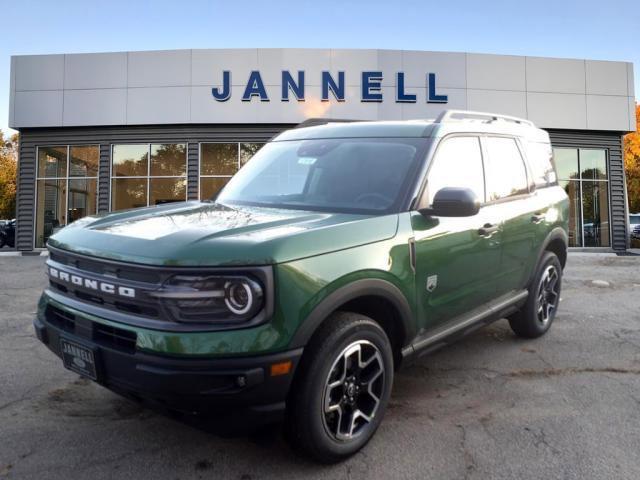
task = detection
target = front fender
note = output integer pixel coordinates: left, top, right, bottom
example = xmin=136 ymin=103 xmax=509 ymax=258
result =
xmin=275 ymin=234 xmax=417 ymax=351
xmin=288 ymin=277 xmax=416 ymax=349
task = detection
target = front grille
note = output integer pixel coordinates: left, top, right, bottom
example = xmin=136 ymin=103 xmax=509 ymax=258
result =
xmin=50 ymin=279 xmax=161 ymax=318
xmin=45 ymin=305 xmax=137 ymax=354
xmin=49 ymin=250 xmax=162 ymax=284
xmin=47 ymin=246 xmax=166 ymax=320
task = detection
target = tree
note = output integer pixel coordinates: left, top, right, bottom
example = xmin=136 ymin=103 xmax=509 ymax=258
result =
xmin=624 ymin=104 xmax=640 ymax=214
xmin=0 ymin=131 xmax=18 ymax=219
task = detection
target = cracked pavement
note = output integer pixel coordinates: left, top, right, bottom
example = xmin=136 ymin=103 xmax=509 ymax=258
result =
xmin=1 ymin=253 xmax=640 ymax=479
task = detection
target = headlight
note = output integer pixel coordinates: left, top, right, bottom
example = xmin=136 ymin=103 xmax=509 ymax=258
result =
xmin=150 ymin=274 xmax=264 ymax=324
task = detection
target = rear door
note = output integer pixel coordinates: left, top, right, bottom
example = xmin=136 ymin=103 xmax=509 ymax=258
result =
xmin=481 ymin=136 xmax=538 ymax=295
xmin=411 ymin=135 xmax=504 ymax=331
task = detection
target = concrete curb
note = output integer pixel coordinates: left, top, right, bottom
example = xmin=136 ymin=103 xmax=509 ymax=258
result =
xmin=0 ymin=251 xmax=48 ymax=257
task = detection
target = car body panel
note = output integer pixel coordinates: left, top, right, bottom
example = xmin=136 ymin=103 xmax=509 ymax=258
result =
xmin=47 ymin=202 xmax=399 ymax=267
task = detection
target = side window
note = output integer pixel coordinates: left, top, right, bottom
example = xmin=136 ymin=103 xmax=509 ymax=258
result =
xmin=484 ymin=137 xmax=529 ymax=201
xmin=426 ymin=136 xmax=485 ymax=206
xmin=526 ymin=141 xmax=557 ymax=188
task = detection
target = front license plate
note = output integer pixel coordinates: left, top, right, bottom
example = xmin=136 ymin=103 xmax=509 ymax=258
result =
xmin=60 ymin=338 xmax=98 ymax=381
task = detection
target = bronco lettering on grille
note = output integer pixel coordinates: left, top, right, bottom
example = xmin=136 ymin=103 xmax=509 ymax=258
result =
xmin=49 ymin=267 xmax=136 ymax=298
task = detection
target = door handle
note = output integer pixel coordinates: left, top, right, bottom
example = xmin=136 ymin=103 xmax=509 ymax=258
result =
xmin=531 ymin=213 xmax=545 ymax=224
xmin=478 ymin=223 xmax=499 ymax=237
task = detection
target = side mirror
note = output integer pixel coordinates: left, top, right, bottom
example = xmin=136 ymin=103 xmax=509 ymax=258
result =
xmin=419 ymin=187 xmax=480 ymax=217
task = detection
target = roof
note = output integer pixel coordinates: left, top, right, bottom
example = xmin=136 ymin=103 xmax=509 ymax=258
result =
xmin=274 ymin=121 xmax=437 ymax=140
xmin=274 ymin=111 xmax=550 ymax=142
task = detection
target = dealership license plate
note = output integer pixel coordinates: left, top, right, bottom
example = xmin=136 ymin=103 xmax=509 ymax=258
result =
xmin=60 ymin=338 xmax=98 ymax=381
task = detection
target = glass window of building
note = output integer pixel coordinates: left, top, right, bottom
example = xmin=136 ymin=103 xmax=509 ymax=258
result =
xmin=35 ymin=145 xmax=98 ymax=248
xmin=554 ymin=147 xmax=609 ymax=247
xmin=111 ymin=143 xmax=187 ymax=211
xmin=200 ymin=142 xmax=264 ymax=200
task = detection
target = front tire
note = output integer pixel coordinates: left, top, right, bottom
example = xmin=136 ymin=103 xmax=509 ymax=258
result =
xmin=509 ymin=251 xmax=562 ymax=338
xmin=285 ymin=312 xmax=394 ymax=463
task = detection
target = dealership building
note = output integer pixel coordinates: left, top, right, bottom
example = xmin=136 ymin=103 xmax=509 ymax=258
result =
xmin=7 ymin=48 xmax=636 ymax=251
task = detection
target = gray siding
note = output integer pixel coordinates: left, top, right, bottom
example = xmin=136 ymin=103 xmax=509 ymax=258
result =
xmin=98 ymin=144 xmax=110 ymax=213
xmin=15 ymin=124 xmax=291 ymax=251
xmin=547 ymin=129 xmax=627 ymax=251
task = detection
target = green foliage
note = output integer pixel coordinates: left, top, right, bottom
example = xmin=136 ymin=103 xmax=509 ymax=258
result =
xmin=624 ymin=104 xmax=640 ymax=214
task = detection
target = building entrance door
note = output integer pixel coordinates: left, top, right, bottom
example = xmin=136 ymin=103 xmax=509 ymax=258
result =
xmin=554 ymin=148 xmax=610 ymax=247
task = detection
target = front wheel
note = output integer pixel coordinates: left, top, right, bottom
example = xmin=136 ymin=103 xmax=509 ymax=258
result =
xmin=285 ymin=312 xmax=394 ymax=463
xmin=509 ymin=251 xmax=562 ymax=338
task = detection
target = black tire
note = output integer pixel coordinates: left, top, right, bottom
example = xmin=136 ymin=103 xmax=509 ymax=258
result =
xmin=0 ymin=236 xmax=5 ymax=248
xmin=285 ymin=311 xmax=394 ymax=463
xmin=509 ymin=251 xmax=562 ymax=339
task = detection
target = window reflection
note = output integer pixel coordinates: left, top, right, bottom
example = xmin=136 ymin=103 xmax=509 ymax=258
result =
xmin=36 ymin=179 xmax=66 ymax=248
xmin=150 ymin=144 xmax=187 ymax=176
xmin=110 ymin=143 xmax=187 ymax=210
xmin=560 ymin=180 xmax=581 ymax=247
xmin=36 ymin=145 xmax=98 ymax=248
xmin=240 ymin=143 xmax=265 ymax=166
xmin=68 ymin=179 xmax=97 ymax=223
xmin=38 ymin=146 xmax=67 ymax=178
xmin=553 ymin=148 xmax=610 ymax=247
xmin=70 ymin=146 xmax=99 ymax=177
xmin=150 ymin=178 xmax=187 ymax=206
xmin=200 ymin=177 xmax=230 ymax=200
xmin=579 ymin=149 xmax=607 ymax=180
xmin=582 ymin=181 xmax=610 ymax=247
xmin=112 ymin=145 xmax=148 ymax=177
xmin=201 ymin=143 xmax=239 ymax=175
xmin=200 ymin=142 xmax=267 ymax=201
xmin=111 ymin=178 xmax=147 ymax=210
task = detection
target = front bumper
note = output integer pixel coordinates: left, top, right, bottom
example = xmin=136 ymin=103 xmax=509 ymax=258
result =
xmin=34 ymin=309 xmax=303 ymax=426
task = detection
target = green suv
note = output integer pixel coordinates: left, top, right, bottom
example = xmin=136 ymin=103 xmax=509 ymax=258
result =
xmin=35 ymin=110 xmax=569 ymax=462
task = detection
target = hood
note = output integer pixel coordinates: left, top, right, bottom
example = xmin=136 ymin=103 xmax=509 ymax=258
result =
xmin=48 ymin=201 xmax=399 ymax=267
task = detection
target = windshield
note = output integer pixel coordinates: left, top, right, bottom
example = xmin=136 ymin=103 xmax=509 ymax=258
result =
xmin=216 ymin=138 xmax=427 ymax=214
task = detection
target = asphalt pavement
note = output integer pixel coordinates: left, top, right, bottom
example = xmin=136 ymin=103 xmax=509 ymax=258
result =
xmin=1 ymin=253 xmax=639 ymax=479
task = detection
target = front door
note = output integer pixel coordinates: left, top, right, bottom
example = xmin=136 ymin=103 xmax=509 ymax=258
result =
xmin=412 ymin=135 xmax=503 ymax=332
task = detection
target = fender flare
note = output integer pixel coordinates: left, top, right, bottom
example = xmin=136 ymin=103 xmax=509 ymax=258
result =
xmin=289 ymin=278 xmax=416 ymax=349
xmin=527 ymin=227 xmax=568 ymax=287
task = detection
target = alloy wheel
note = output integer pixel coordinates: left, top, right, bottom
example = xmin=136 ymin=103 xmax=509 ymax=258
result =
xmin=536 ymin=265 xmax=560 ymax=326
xmin=322 ymin=340 xmax=385 ymax=442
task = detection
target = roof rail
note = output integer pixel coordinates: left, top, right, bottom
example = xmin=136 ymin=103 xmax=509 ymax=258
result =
xmin=435 ymin=110 xmax=535 ymax=127
xmin=294 ymin=118 xmax=358 ymax=129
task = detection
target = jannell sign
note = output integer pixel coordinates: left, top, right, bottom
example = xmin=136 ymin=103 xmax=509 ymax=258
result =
xmin=212 ymin=71 xmax=449 ymax=104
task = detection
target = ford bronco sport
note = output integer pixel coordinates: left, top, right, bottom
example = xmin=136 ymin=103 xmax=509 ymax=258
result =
xmin=35 ymin=110 xmax=569 ymax=463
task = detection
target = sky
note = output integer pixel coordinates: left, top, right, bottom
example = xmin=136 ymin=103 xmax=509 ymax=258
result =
xmin=1 ymin=0 xmax=638 ymax=135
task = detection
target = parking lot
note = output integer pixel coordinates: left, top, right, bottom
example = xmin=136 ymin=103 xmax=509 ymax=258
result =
xmin=1 ymin=253 xmax=639 ymax=479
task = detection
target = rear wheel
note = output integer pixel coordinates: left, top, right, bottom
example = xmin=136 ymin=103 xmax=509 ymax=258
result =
xmin=285 ymin=312 xmax=394 ymax=463
xmin=509 ymin=251 xmax=562 ymax=338
xmin=0 ymin=235 xmax=5 ymax=248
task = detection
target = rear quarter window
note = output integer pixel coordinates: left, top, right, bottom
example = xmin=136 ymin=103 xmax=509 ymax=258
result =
xmin=526 ymin=141 xmax=557 ymax=188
